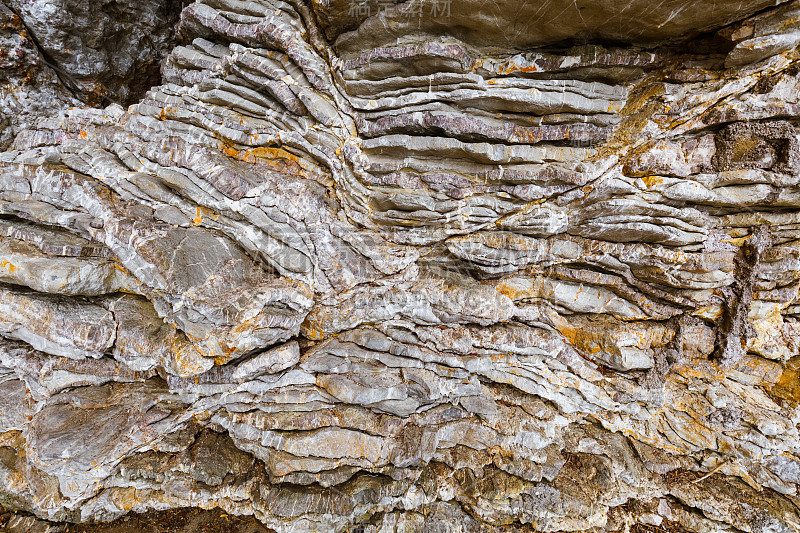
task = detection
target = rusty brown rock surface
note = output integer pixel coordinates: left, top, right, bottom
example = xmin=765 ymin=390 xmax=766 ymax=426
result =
xmin=2 ymin=0 xmax=800 ymax=532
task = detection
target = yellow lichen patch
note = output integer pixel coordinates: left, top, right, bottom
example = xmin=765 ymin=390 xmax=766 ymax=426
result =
xmin=300 ymin=314 xmax=325 ymax=341
xmin=0 ymin=260 xmax=17 ymax=273
xmin=106 ymin=486 xmax=143 ymax=513
xmin=175 ymin=344 xmax=213 ymax=377
xmin=220 ymin=143 xmax=323 ymax=181
xmin=641 ymin=175 xmax=664 ymax=188
xmin=599 ymin=82 xmax=667 ymax=159
xmin=556 ymin=322 xmax=602 ymax=355
xmin=163 ymin=325 xmax=214 ymax=377
xmin=780 ymin=16 xmax=799 ymax=30
xmin=664 ymin=409 xmax=717 ymax=450
xmin=555 ymin=314 xmax=674 ymax=360
xmin=673 ymin=362 xmax=726 ymax=383
xmin=511 ymin=127 xmax=549 ymax=144
xmin=207 ymin=336 xmax=240 ymax=365
xmin=499 ymin=60 xmax=541 ymax=75
xmin=112 ymin=262 xmax=131 ymax=275
xmin=692 ymin=304 xmax=723 ymax=321
xmin=722 ymin=234 xmax=753 ymax=247
xmin=769 ymin=356 xmax=800 ymax=406
xmin=494 ymin=277 xmax=540 ymax=301
xmin=192 ymin=206 xmax=217 ymax=226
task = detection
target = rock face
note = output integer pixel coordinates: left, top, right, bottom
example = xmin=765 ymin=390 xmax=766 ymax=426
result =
xmin=1 ymin=0 xmax=800 ymax=532
xmin=0 ymin=2 xmax=77 ymax=150
xmin=0 ymin=0 xmax=183 ymax=150
xmin=5 ymin=0 xmax=183 ymax=105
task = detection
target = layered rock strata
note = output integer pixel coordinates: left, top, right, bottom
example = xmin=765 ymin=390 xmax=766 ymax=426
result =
xmin=2 ymin=0 xmax=800 ymax=532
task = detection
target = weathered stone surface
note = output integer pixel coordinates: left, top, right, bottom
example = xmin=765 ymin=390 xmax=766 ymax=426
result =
xmin=0 ymin=2 xmax=76 ymax=150
xmin=4 ymin=0 xmax=182 ymax=105
xmin=2 ymin=0 xmax=800 ymax=532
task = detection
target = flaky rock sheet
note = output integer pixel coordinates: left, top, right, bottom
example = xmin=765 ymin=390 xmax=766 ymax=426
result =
xmin=2 ymin=0 xmax=800 ymax=531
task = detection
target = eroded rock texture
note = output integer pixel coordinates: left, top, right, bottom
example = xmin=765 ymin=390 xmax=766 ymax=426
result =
xmin=0 ymin=2 xmax=76 ymax=150
xmin=2 ymin=0 xmax=800 ymax=531
xmin=4 ymin=0 xmax=184 ymax=104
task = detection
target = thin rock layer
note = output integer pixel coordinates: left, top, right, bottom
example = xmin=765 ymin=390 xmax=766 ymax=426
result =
xmin=1 ymin=1 xmax=800 ymax=532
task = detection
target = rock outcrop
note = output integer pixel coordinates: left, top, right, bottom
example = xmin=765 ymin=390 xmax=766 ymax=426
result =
xmin=2 ymin=0 xmax=800 ymax=532
xmin=0 ymin=2 xmax=76 ymax=150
